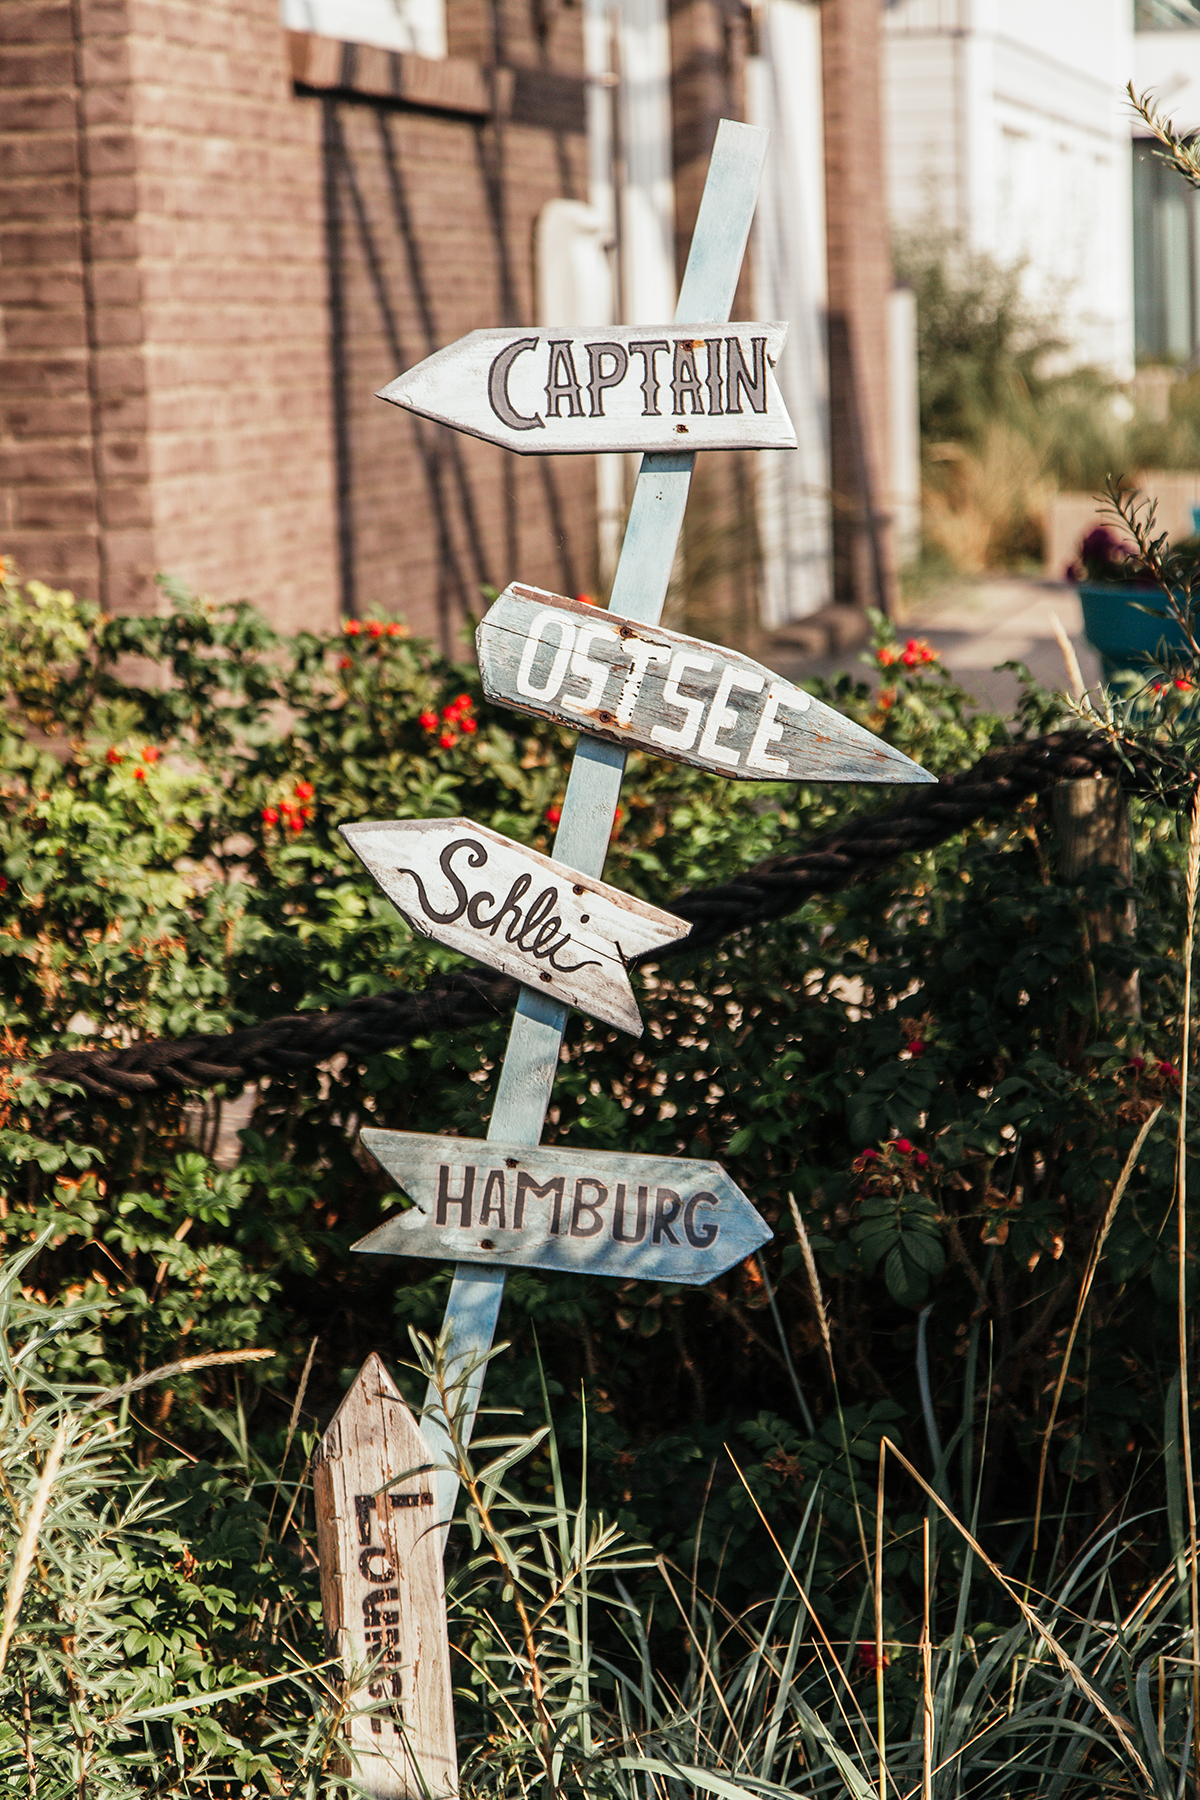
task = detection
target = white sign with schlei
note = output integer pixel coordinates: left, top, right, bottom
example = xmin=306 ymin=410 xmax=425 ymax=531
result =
xmin=339 ymin=819 xmax=689 ymax=1036
xmin=377 ymin=323 xmax=797 ymax=454
xmin=478 ymin=586 xmax=936 ymax=785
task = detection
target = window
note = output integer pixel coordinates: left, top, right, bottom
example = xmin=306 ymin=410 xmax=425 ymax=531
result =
xmin=1135 ymin=0 xmax=1200 ymax=30
xmin=1133 ymin=140 xmax=1200 ymax=359
xmin=281 ymin=0 xmax=446 ymax=60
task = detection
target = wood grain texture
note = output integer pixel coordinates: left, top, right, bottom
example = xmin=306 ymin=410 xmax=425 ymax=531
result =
xmin=340 ymin=818 xmax=690 ymax=1036
xmin=355 ymin=1131 xmax=772 ymax=1281
xmin=314 ymin=1355 xmax=456 ymax=1798
xmin=478 ymin=585 xmax=936 ymax=784
xmin=408 ymin=122 xmax=771 ymax=1528
xmin=377 ymin=323 xmax=796 ymax=455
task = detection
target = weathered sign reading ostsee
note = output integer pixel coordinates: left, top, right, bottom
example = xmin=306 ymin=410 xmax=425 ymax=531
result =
xmin=314 ymin=1354 xmax=456 ymax=1799
xmin=377 ymin=323 xmax=797 ymax=454
xmin=478 ymin=585 xmax=937 ymax=785
xmin=354 ymin=1131 xmax=771 ymax=1282
xmin=340 ymin=818 xmax=689 ymax=1036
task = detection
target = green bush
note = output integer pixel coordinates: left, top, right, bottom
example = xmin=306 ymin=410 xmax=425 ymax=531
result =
xmin=2 ymin=565 xmax=1200 ymax=1789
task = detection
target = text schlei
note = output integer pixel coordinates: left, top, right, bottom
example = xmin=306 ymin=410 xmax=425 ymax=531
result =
xmin=339 ymin=818 xmax=690 ymax=1038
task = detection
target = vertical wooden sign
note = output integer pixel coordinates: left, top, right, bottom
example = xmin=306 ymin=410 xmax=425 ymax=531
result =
xmin=314 ymin=1354 xmax=458 ymax=1798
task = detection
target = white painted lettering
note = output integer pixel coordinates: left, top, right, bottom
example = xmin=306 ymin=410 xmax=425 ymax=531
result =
xmin=697 ymin=666 xmax=765 ymax=768
xmin=516 ymin=613 xmax=576 ymax=700
xmin=561 ymin=621 xmax=619 ymax=716
xmin=615 ymin=638 xmax=671 ymax=725
xmin=650 ymin=651 xmax=713 ymax=752
xmin=746 ymin=679 xmax=809 ymax=774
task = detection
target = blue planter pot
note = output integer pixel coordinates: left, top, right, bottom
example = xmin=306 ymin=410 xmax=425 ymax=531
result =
xmin=1077 ymin=582 xmax=1193 ymax=683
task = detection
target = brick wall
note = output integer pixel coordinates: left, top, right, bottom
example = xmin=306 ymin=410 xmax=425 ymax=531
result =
xmin=315 ymin=78 xmax=595 ymax=650
xmin=298 ymin=0 xmax=596 ymax=649
xmin=0 ymin=0 xmax=596 ymax=642
xmin=124 ymin=0 xmax=338 ymax=629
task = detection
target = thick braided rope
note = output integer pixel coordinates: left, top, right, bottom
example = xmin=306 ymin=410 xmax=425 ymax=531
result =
xmin=32 ymin=729 xmax=1129 ymax=1102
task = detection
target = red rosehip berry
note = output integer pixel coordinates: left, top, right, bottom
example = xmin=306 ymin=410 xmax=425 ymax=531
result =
xmin=133 ymin=766 xmax=146 ymax=781
xmin=261 ymin=807 xmax=279 ymax=825
xmin=367 ymin=620 xmax=383 ymax=638
xmin=439 ymin=733 xmax=457 ymax=749
xmin=419 ymin=711 xmax=438 ymax=730
xmin=545 ymin=805 xmax=562 ymax=825
xmin=345 ymin=620 xmax=361 ymax=636
xmin=461 ymin=716 xmax=477 ymax=734
xmin=142 ymin=746 xmax=160 ymax=764
xmin=106 ymin=747 xmax=123 ymax=765
xmin=295 ymin=780 xmax=314 ymax=802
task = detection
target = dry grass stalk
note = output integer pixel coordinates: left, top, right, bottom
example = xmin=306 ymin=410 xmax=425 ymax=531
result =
xmin=1048 ymin=610 xmax=1088 ymax=706
xmin=89 ymin=1346 xmax=274 ymax=1409
xmin=1032 ymin=1105 xmax=1162 ymax=1553
xmin=879 ymin=1435 xmax=1158 ymax=1789
xmin=921 ymin=1517 xmax=933 ymax=1800
xmin=1178 ymin=785 xmax=1200 ymax=1785
xmin=0 ymin=1420 xmax=67 ymax=1673
xmin=788 ymin=1193 xmax=832 ymax=1368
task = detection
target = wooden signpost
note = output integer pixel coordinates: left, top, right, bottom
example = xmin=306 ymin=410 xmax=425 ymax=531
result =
xmin=377 ymin=322 xmax=797 ymax=455
xmin=353 ymin=1132 xmax=771 ymax=1280
xmin=314 ymin=1355 xmax=457 ymax=1800
xmin=340 ymin=819 xmax=689 ymax=1036
xmin=477 ymin=584 xmax=936 ymax=784
xmin=321 ymin=118 xmax=934 ymax=1797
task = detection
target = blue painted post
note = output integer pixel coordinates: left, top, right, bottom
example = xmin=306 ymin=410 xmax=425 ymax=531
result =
xmin=422 ymin=120 xmax=770 ymax=1524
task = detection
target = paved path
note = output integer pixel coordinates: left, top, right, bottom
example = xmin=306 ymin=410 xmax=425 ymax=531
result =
xmin=771 ymin=576 xmax=1102 ymax=720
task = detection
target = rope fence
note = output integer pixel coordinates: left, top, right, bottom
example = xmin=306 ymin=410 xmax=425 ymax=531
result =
xmin=30 ymin=728 xmax=1133 ymax=1103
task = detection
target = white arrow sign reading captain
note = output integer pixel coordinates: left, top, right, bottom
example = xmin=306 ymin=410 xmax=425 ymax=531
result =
xmin=340 ymin=819 xmax=689 ymax=1036
xmin=478 ymin=585 xmax=937 ymax=785
xmin=354 ymin=1133 xmax=771 ymax=1283
xmin=377 ymin=323 xmax=797 ymax=455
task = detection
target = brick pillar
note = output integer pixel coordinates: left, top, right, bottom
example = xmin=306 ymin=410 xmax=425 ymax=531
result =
xmin=0 ymin=0 xmax=339 ymax=629
xmin=821 ymin=0 xmax=895 ymax=615
xmin=0 ymin=1 xmax=114 ymax=600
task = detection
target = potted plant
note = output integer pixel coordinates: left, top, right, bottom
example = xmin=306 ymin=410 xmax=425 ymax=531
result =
xmin=1069 ymin=522 xmax=1193 ymax=683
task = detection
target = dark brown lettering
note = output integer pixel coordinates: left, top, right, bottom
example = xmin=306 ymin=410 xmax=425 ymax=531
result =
xmin=629 ymin=339 xmax=669 ymax=414
xmin=479 ymin=1168 xmax=507 ymax=1229
xmin=436 ymin=1163 xmax=475 ymax=1226
xmin=683 ymin=1191 xmax=719 ymax=1248
xmin=586 ymin=341 xmax=629 ymax=416
xmin=570 ymin=1177 xmax=608 ymax=1237
xmin=726 ymin=336 xmax=768 ymax=414
xmin=671 ymin=340 xmax=706 ymax=415
xmin=545 ymin=340 xmax=585 ymax=417
xmin=612 ymin=1182 xmax=648 ymax=1244
xmin=514 ymin=1171 xmax=564 ymax=1231
xmin=652 ymin=1187 xmax=682 ymax=1245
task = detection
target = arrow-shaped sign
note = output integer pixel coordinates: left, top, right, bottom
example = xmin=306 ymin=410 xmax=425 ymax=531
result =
xmin=477 ymin=584 xmax=936 ymax=785
xmin=354 ymin=1131 xmax=771 ymax=1283
xmin=377 ymin=323 xmax=797 ymax=455
xmin=340 ymin=818 xmax=689 ymax=1036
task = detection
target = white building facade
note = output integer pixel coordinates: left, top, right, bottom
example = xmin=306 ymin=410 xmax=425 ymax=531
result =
xmin=882 ymin=0 xmax=1136 ymax=376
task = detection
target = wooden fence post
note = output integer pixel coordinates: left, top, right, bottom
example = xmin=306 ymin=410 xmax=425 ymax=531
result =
xmin=1052 ymin=776 xmax=1140 ymax=1020
xmin=314 ymin=1354 xmax=457 ymax=1798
